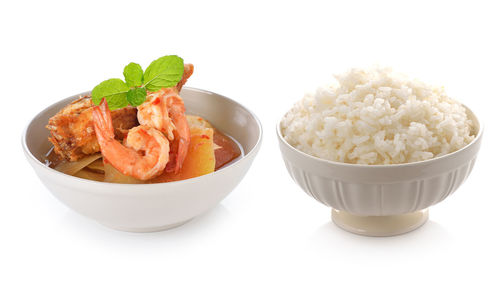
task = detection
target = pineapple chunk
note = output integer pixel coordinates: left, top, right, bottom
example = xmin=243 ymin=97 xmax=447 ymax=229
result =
xmin=151 ymin=126 xmax=215 ymax=183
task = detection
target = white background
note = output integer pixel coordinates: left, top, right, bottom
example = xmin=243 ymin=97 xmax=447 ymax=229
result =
xmin=1 ymin=0 xmax=499 ymax=282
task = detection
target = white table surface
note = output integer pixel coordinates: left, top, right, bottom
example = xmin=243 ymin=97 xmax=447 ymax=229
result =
xmin=2 ymin=1 xmax=499 ymax=282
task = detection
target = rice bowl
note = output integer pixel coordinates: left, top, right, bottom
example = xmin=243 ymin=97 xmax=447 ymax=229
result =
xmin=278 ymin=67 xmax=482 ymax=236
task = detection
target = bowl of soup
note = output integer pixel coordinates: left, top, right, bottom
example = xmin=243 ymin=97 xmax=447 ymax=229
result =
xmin=23 ymin=87 xmax=262 ymax=232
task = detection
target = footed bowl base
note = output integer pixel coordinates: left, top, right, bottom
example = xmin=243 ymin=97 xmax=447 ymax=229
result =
xmin=331 ymin=209 xmax=429 ymax=237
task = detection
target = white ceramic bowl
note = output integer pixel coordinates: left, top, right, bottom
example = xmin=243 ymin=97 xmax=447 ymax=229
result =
xmin=23 ymin=87 xmax=262 ymax=232
xmin=277 ymin=105 xmax=482 ymax=236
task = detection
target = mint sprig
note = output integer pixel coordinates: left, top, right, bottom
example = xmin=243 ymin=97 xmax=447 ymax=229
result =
xmin=91 ymin=55 xmax=184 ymax=110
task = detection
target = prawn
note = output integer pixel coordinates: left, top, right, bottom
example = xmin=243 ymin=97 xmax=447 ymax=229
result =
xmin=137 ymin=64 xmax=193 ymax=174
xmin=137 ymin=88 xmax=190 ymax=174
xmin=93 ymin=99 xmax=170 ymax=180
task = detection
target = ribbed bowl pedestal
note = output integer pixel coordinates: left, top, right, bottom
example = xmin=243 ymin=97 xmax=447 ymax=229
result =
xmin=331 ymin=209 xmax=429 ymax=237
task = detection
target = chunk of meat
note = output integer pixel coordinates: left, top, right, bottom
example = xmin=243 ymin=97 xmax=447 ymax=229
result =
xmin=47 ymin=96 xmax=138 ymax=161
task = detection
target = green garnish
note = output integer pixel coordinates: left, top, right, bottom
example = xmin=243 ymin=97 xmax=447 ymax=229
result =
xmin=143 ymin=55 xmax=184 ymax=92
xmin=126 ymin=88 xmax=147 ymax=107
xmin=123 ymin=62 xmax=144 ymax=88
xmin=91 ymin=55 xmax=184 ymax=110
xmin=91 ymin=79 xmax=129 ymax=110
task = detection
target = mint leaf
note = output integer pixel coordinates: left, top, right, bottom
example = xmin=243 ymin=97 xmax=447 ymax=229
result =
xmin=143 ymin=55 xmax=184 ymax=92
xmin=126 ymin=87 xmax=147 ymax=107
xmin=91 ymin=78 xmax=129 ymax=110
xmin=123 ymin=62 xmax=143 ymax=87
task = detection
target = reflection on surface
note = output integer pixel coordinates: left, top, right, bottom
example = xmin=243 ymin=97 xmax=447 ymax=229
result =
xmin=59 ymin=204 xmax=232 ymax=250
xmin=310 ymin=219 xmax=452 ymax=253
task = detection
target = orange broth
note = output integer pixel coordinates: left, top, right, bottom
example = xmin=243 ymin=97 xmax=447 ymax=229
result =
xmin=45 ymin=130 xmax=242 ymax=183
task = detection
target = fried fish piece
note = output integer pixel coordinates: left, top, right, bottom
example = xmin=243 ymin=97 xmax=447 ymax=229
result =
xmin=47 ymin=96 xmax=138 ymax=161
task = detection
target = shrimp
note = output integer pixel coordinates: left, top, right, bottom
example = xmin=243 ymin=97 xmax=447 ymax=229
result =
xmin=136 ymin=64 xmax=193 ymax=174
xmin=137 ymin=88 xmax=190 ymax=174
xmin=92 ymin=99 xmax=170 ymax=180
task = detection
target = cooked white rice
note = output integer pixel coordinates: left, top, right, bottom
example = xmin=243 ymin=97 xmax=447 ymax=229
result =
xmin=280 ymin=67 xmax=475 ymax=165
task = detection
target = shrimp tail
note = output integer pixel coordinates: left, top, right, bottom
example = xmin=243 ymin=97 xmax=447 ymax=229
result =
xmin=176 ymin=64 xmax=194 ymax=92
xmin=93 ymin=99 xmax=115 ymax=142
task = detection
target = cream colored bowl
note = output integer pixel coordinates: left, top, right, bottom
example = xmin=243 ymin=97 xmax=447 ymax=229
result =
xmin=277 ymin=105 xmax=482 ymax=236
xmin=23 ymin=87 xmax=262 ymax=232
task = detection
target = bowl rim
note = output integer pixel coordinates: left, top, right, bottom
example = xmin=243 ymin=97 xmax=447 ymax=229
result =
xmin=22 ymin=87 xmax=263 ymax=189
xmin=276 ymin=102 xmax=483 ymax=169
